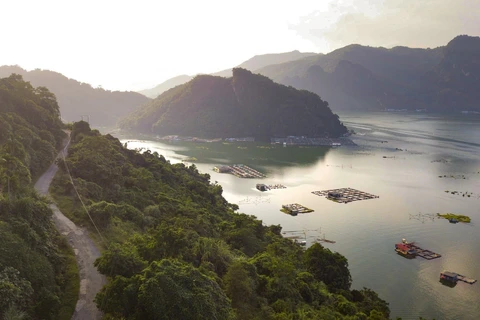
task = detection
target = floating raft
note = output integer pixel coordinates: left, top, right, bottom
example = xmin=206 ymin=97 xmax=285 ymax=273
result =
xmin=214 ymin=164 xmax=265 ymax=178
xmin=268 ymin=184 xmax=286 ymax=190
xmin=458 ymin=274 xmax=477 ymax=284
xmin=281 ymin=203 xmax=314 ymax=216
xmin=441 ymin=271 xmax=477 ymax=285
xmin=406 ymin=243 xmax=442 ymax=260
xmin=312 ymin=188 xmax=379 ymax=203
xmin=256 ymin=183 xmax=287 ymax=191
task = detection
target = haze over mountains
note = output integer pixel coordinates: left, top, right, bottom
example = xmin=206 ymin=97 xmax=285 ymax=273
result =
xmin=141 ymin=35 xmax=480 ymax=113
xmin=139 ymin=50 xmax=317 ymax=98
xmin=257 ymin=35 xmax=480 ymax=112
xmin=1 ymin=34 xmax=478 ymax=132
xmin=0 ymin=66 xmax=150 ymax=127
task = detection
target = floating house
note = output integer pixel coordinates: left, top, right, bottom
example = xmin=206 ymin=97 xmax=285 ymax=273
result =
xmin=213 ymin=166 xmax=231 ymax=173
xmin=395 ymin=239 xmax=441 ymax=260
xmin=440 ymin=271 xmax=477 ymax=285
xmin=440 ymin=271 xmax=458 ymax=283
xmin=312 ymin=188 xmax=379 ymax=204
xmin=327 ymin=192 xmax=342 ymax=200
xmin=281 ymin=203 xmax=314 ymax=216
xmin=395 ymin=243 xmax=416 ymax=256
xmin=282 ymin=205 xmax=299 ymax=216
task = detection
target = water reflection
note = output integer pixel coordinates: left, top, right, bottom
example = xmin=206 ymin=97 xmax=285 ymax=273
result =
xmin=164 ymin=141 xmax=332 ymax=169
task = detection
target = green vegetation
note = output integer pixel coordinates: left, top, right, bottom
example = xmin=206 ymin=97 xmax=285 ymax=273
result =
xmin=51 ymin=121 xmax=390 ymax=319
xmin=120 ymin=68 xmax=347 ymax=141
xmin=437 ymin=213 xmax=471 ymax=223
xmin=0 ymin=74 xmax=78 ymax=319
xmin=56 ymin=238 xmax=80 ymax=320
xmin=0 ymin=65 xmax=150 ymax=127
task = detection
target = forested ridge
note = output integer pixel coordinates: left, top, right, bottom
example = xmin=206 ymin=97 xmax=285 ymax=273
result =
xmin=0 ymin=65 xmax=150 ymax=127
xmin=0 ymin=74 xmax=78 ymax=319
xmin=121 ymin=68 xmax=347 ymax=140
xmin=51 ymin=121 xmax=390 ymax=320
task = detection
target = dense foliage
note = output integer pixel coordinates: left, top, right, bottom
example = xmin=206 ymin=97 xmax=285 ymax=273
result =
xmin=0 ymin=74 xmax=78 ymax=319
xmin=120 ymin=68 xmax=347 ymax=140
xmin=0 ymin=66 xmax=150 ymax=127
xmin=52 ymin=122 xmax=390 ymax=319
xmin=258 ymin=35 xmax=480 ymax=112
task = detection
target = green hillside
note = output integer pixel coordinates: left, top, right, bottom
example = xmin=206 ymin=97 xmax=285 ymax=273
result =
xmin=121 ymin=68 xmax=347 ymax=140
xmin=0 ymin=74 xmax=78 ymax=319
xmin=0 ymin=66 xmax=150 ymax=127
xmin=51 ymin=122 xmax=390 ymax=319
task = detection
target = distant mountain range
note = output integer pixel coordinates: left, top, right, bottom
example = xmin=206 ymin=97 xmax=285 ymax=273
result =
xmin=121 ymin=68 xmax=347 ymax=140
xmin=257 ymin=35 xmax=480 ymax=112
xmin=138 ymin=75 xmax=194 ymax=100
xmin=0 ymin=66 xmax=150 ymax=127
xmin=140 ymin=35 xmax=480 ymax=112
xmin=139 ymin=50 xmax=317 ymax=98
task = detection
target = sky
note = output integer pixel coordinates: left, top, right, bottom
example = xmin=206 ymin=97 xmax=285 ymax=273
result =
xmin=1 ymin=0 xmax=479 ymax=91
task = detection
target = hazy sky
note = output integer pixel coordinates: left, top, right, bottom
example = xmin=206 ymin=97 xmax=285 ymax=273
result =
xmin=1 ymin=0 xmax=479 ymax=91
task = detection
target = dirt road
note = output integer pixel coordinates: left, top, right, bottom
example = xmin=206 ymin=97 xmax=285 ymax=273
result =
xmin=34 ymin=140 xmax=105 ymax=320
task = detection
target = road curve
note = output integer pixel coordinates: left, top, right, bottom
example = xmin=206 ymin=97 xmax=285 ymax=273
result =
xmin=34 ymin=139 xmax=105 ymax=320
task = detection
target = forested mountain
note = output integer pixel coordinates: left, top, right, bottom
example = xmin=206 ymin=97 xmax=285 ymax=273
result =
xmin=121 ymin=68 xmax=347 ymax=140
xmin=0 ymin=66 xmax=150 ymax=126
xmin=421 ymin=35 xmax=480 ymax=111
xmin=0 ymin=74 xmax=77 ymax=319
xmin=257 ymin=35 xmax=480 ymax=112
xmin=139 ymin=50 xmax=317 ymax=98
xmin=51 ymin=122 xmax=390 ymax=319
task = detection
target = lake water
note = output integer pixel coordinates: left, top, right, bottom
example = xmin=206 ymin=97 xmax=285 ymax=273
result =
xmin=117 ymin=112 xmax=480 ymax=320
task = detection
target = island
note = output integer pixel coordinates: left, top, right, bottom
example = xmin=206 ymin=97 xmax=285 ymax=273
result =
xmin=120 ymin=68 xmax=347 ymax=141
xmin=437 ymin=213 xmax=471 ymax=223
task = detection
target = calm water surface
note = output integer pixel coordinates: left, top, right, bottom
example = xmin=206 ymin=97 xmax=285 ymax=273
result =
xmin=117 ymin=112 xmax=480 ymax=320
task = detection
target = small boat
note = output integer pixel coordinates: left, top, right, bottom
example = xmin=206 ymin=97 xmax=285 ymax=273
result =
xmin=292 ymin=239 xmax=307 ymax=246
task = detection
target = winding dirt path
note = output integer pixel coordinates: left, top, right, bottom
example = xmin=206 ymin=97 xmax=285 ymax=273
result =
xmin=34 ymin=138 xmax=105 ymax=320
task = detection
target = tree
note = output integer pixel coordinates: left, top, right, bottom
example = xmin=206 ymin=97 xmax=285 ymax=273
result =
xmin=303 ymin=243 xmax=352 ymax=291
xmin=97 ymin=259 xmax=234 ymax=320
xmin=223 ymin=260 xmax=258 ymax=319
xmin=0 ymin=266 xmax=33 ymax=313
xmin=94 ymin=243 xmax=146 ymax=278
xmin=2 ymin=305 xmax=28 ymax=320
